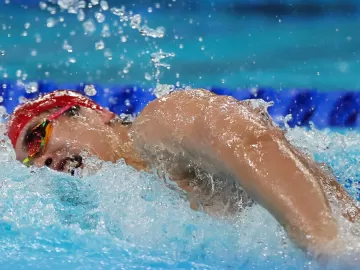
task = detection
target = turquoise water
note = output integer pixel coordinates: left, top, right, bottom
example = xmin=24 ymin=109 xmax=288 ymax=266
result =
xmin=1 ymin=1 xmax=360 ymax=90
xmin=1 ymin=1 xmax=360 ymax=269
xmin=0 ymin=124 xmax=360 ymax=269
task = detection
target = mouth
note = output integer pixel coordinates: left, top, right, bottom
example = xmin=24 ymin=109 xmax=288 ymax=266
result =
xmin=57 ymin=154 xmax=83 ymax=176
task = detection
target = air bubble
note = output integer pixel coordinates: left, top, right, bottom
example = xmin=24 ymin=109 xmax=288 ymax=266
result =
xmin=84 ymin=84 xmax=97 ymax=96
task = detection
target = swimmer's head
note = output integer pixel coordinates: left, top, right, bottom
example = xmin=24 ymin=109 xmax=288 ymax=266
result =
xmin=6 ymin=90 xmax=135 ymax=174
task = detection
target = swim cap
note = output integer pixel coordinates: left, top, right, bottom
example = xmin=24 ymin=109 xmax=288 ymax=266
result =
xmin=7 ymin=90 xmax=108 ymax=148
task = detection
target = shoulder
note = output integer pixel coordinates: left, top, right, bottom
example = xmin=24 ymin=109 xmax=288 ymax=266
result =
xmin=139 ymin=88 xmax=252 ymax=117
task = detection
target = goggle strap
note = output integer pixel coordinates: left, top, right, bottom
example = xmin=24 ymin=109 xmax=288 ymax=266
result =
xmin=48 ymin=104 xmax=74 ymax=121
xmin=23 ymin=157 xmax=31 ymax=166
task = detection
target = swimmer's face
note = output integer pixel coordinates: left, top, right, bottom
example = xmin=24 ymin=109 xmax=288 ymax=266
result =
xmin=14 ymin=106 xmax=119 ymax=174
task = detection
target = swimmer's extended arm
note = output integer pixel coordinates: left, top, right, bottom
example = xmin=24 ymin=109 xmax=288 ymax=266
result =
xmin=131 ymin=89 xmax=354 ymax=254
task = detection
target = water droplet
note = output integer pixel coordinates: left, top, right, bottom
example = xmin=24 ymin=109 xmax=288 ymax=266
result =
xmin=139 ymin=25 xmax=165 ymax=38
xmin=144 ymin=72 xmax=152 ymax=80
xmin=46 ymin=18 xmax=56 ymax=28
xmin=78 ymin=1 xmax=86 ymax=9
xmin=100 ymin=0 xmax=109 ymax=10
xmin=68 ymin=57 xmax=76 ymax=63
xmin=148 ymin=7 xmax=153 ymax=13
xmin=110 ymin=7 xmax=125 ymax=16
xmin=155 ymin=3 xmax=160 ymax=8
xmin=153 ymin=84 xmax=174 ymax=98
xmin=84 ymin=84 xmax=97 ymax=96
xmin=39 ymin=1 xmax=47 ymax=10
xmin=130 ymin=14 xmax=141 ymax=29
xmin=104 ymin=49 xmax=112 ymax=59
xmin=83 ymin=19 xmax=96 ymax=35
xmin=95 ymin=40 xmax=105 ymax=50
xmin=95 ymin=12 xmax=105 ymax=23
xmin=24 ymin=22 xmax=30 ymax=29
xmin=121 ymin=36 xmax=127 ymax=43
xmin=99 ymin=23 xmax=109 ymax=37
xmin=0 ymin=96 xmax=4 ymax=103
xmin=77 ymin=9 xmax=85 ymax=22
xmin=91 ymin=0 xmax=99 ymax=5
xmin=25 ymin=82 xmax=39 ymax=93
xmin=62 ymin=40 xmax=73 ymax=52
xmin=35 ymin=34 xmax=42 ymax=43
xmin=199 ymin=37 xmax=203 ymax=42
xmin=58 ymin=0 xmax=76 ymax=10
xmin=0 ymin=51 xmax=5 ymax=56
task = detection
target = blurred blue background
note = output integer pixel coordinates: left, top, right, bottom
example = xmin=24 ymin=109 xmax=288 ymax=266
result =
xmin=1 ymin=0 xmax=360 ymax=90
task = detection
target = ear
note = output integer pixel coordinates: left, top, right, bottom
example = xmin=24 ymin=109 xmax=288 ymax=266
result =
xmin=99 ymin=108 xmax=116 ymax=124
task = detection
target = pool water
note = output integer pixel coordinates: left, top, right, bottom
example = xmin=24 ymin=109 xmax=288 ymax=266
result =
xmin=0 ymin=120 xmax=360 ymax=269
xmin=1 ymin=0 xmax=360 ymax=269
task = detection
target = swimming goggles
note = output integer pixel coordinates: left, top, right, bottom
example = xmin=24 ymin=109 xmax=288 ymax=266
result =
xmin=23 ymin=105 xmax=73 ymax=166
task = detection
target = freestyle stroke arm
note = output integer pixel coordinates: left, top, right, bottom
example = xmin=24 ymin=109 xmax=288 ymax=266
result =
xmin=131 ymin=89 xmax=359 ymax=255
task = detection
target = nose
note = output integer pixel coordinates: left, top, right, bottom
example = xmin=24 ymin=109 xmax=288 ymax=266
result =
xmin=32 ymin=153 xmax=59 ymax=170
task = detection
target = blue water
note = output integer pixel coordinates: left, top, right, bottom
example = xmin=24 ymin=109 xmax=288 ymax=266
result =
xmin=1 ymin=1 xmax=360 ymax=269
xmin=1 ymin=1 xmax=360 ymax=90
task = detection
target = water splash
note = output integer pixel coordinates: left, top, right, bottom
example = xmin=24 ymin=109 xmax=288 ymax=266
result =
xmin=150 ymin=50 xmax=176 ymax=83
xmin=0 ymin=101 xmax=360 ymax=268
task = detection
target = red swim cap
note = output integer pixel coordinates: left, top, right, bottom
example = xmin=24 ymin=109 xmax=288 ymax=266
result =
xmin=7 ymin=90 xmax=107 ymax=148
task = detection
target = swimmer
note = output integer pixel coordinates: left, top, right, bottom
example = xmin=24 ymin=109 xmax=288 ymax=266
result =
xmin=6 ymin=89 xmax=360 ymax=259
